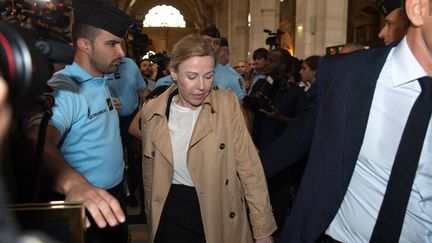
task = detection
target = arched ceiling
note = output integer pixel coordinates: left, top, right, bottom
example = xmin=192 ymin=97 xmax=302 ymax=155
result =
xmin=111 ymin=0 xmax=221 ymax=29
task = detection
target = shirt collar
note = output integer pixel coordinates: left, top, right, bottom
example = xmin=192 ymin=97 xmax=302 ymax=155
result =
xmin=65 ymin=62 xmax=105 ymax=83
xmin=391 ymin=37 xmax=428 ymax=87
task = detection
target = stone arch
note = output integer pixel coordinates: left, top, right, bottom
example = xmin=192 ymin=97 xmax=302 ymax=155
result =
xmin=143 ymin=4 xmax=186 ymax=27
xmin=347 ymin=0 xmax=381 ymax=46
xmin=127 ymin=0 xmax=214 ymax=30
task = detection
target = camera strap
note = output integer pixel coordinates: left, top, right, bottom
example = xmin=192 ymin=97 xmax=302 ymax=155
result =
xmin=165 ymin=88 xmax=178 ymax=121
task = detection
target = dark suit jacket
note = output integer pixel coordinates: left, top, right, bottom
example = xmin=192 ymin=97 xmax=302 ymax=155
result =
xmin=260 ymin=81 xmax=318 ymax=178
xmin=278 ymin=43 xmax=396 ymax=242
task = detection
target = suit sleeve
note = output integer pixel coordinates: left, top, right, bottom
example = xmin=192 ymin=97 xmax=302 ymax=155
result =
xmin=259 ymin=63 xmax=323 ymax=178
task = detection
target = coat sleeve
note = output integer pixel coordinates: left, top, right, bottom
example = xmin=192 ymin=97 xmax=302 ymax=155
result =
xmin=140 ymin=109 xmax=153 ymax=220
xmin=228 ymin=91 xmax=277 ymax=239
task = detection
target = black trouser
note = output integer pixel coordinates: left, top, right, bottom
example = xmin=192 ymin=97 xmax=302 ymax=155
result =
xmin=86 ymin=180 xmax=128 ymax=243
xmin=154 ymin=184 xmax=206 ymax=243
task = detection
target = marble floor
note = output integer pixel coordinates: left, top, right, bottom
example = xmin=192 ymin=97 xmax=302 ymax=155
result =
xmin=127 ymin=200 xmax=148 ymax=243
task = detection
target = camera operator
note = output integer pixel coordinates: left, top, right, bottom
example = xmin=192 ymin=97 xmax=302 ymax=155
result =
xmin=244 ymin=48 xmax=306 ymax=234
xmin=246 ymin=48 xmax=306 ymax=151
xmin=0 ymin=74 xmax=57 ymax=243
xmin=149 ymin=52 xmax=170 ymax=81
xmin=0 ymin=76 xmax=13 ymax=224
xmin=26 ymin=1 xmax=132 ymax=242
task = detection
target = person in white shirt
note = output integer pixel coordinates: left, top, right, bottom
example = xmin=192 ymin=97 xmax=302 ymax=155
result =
xmin=271 ymin=0 xmax=432 ymax=242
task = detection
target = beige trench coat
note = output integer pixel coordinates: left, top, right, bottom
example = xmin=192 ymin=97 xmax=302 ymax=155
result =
xmin=141 ymin=85 xmax=277 ymax=243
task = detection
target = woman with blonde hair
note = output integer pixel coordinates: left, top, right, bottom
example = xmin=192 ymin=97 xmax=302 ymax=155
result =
xmin=140 ymin=34 xmax=276 ymax=243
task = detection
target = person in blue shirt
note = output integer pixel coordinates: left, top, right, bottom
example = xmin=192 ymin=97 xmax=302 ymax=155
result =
xmin=27 ymin=1 xmax=131 ymax=242
xmin=107 ymin=56 xmax=147 ymax=117
xmin=107 ymin=56 xmax=147 ymax=208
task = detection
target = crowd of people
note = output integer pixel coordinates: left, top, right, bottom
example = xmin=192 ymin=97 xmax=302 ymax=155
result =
xmin=0 ymin=0 xmax=431 ymax=242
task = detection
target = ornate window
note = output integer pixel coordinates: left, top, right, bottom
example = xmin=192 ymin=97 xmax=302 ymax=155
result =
xmin=143 ymin=5 xmax=186 ymax=28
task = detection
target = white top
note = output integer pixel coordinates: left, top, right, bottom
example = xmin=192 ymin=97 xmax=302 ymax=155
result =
xmin=168 ymin=98 xmax=201 ymax=187
xmin=326 ymin=37 xmax=432 ymax=242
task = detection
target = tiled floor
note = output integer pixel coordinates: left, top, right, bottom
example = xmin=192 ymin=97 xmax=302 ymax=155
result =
xmin=129 ymin=224 xmax=148 ymax=243
xmin=127 ymin=200 xmax=148 ymax=243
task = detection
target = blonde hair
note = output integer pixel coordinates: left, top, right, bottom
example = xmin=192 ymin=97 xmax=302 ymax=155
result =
xmin=170 ymin=34 xmax=215 ymax=72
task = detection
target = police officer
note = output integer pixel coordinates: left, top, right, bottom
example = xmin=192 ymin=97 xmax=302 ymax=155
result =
xmin=377 ymin=0 xmax=410 ymax=45
xmin=107 ymin=56 xmax=147 ymax=208
xmin=27 ymin=1 xmax=132 ymax=242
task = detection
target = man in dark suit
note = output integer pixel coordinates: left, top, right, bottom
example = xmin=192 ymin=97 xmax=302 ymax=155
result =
xmin=267 ymin=0 xmax=432 ymax=242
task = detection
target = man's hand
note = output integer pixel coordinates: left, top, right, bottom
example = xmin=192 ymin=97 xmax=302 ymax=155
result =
xmin=255 ymin=236 xmax=274 ymax=243
xmin=27 ymin=123 xmax=125 ymax=229
xmin=64 ymin=177 xmax=125 ymax=228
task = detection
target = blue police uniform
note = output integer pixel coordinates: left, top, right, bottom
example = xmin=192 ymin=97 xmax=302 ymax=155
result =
xmin=154 ymin=63 xmax=246 ymax=100
xmin=154 ymin=75 xmax=173 ymax=88
xmin=222 ymin=63 xmax=246 ymax=99
xmin=47 ymin=63 xmax=124 ymax=190
xmin=107 ymin=57 xmax=146 ymax=116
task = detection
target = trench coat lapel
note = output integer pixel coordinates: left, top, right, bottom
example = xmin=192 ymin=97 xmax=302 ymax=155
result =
xmin=341 ymin=45 xmax=395 ymax=188
xmin=146 ymin=85 xmax=177 ymax=165
xmin=190 ymin=103 xmax=214 ymax=148
xmin=152 ymin=117 xmax=173 ymax=165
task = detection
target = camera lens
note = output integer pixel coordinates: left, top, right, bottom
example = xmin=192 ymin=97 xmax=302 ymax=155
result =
xmin=0 ymin=21 xmax=52 ymax=113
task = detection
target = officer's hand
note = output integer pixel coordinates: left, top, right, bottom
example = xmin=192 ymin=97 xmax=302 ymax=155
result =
xmin=112 ymin=97 xmax=121 ymax=113
xmin=64 ymin=179 xmax=125 ymax=228
xmin=255 ymin=236 xmax=274 ymax=243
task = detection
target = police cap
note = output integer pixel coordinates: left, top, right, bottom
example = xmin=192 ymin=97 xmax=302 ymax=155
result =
xmin=73 ymin=0 xmax=132 ymax=38
xmin=376 ymin=0 xmax=402 ymax=17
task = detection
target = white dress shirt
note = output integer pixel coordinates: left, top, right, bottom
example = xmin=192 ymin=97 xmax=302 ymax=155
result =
xmin=326 ymin=37 xmax=432 ymax=242
xmin=168 ymin=98 xmax=201 ymax=187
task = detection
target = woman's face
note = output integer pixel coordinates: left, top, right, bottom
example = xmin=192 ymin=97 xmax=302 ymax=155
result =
xmin=300 ymin=62 xmax=316 ymax=83
xmin=171 ymin=56 xmax=215 ymax=110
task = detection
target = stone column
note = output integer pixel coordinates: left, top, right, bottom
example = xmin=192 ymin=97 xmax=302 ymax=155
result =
xmin=228 ymin=0 xmax=250 ymax=65
xmin=294 ymin=0 xmax=348 ymax=59
xmin=249 ymin=0 xmax=280 ymax=57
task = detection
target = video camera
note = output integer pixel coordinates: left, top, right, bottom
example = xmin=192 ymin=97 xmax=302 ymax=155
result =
xmin=0 ymin=0 xmax=75 ymax=115
xmin=127 ymin=20 xmax=151 ymax=60
xmin=264 ymin=29 xmax=284 ymax=50
xmin=243 ymin=91 xmax=275 ymax=112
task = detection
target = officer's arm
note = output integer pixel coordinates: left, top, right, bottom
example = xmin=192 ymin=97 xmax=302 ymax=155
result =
xmin=27 ymin=124 xmax=125 ymax=229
